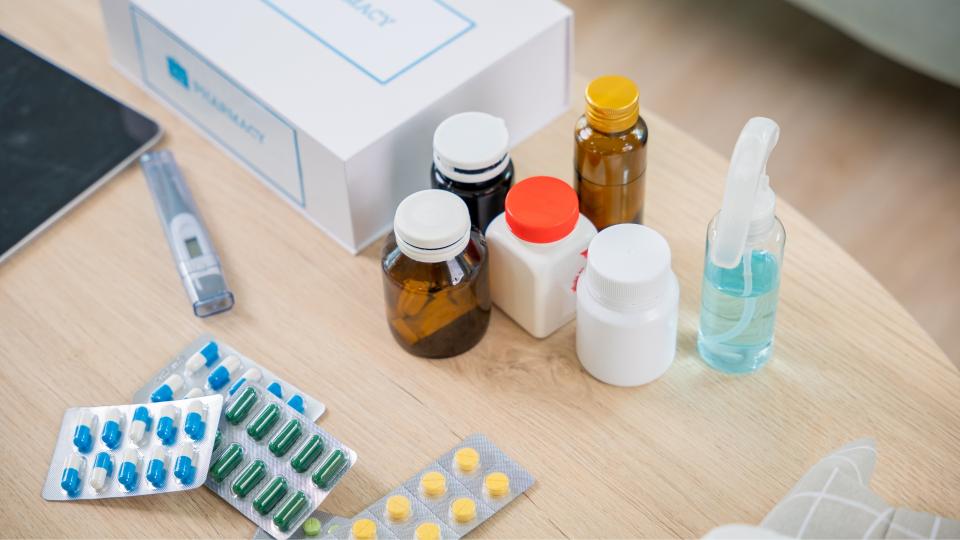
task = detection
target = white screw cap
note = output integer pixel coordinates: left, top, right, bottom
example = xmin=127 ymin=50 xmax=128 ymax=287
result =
xmin=584 ymin=224 xmax=672 ymax=309
xmin=433 ymin=112 xmax=510 ymax=183
xmin=394 ymin=190 xmax=471 ymax=263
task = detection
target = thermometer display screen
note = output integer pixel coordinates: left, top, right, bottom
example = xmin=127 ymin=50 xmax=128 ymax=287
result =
xmin=185 ymin=237 xmax=202 ymax=258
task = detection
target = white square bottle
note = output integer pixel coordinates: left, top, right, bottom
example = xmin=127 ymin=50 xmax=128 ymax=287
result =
xmin=486 ymin=176 xmax=597 ymax=338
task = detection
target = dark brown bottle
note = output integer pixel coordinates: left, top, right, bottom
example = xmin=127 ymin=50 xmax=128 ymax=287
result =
xmin=431 ymin=112 xmax=513 ymax=232
xmin=574 ymin=75 xmax=648 ymax=230
xmin=381 ymin=190 xmax=490 ymax=358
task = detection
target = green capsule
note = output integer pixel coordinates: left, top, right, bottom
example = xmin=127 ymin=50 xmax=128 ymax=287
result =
xmin=246 ymin=403 xmax=281 ymax=441
xmin=209 ymin=443 xmax=244 ymax=482
xmin=290 ymin=435 xmax=324 ymax=473
xmin=232 ymin=459 xmax=267 ymax=498
xmin=254 ymin=475 xmax=288 ymax=515
xmin=226 ymin=387 xmax=259 ymax=424
xmin=268 ymin=418 xmax=303 ymax=457
xmin=213 ymin=430 xmax=222 ymax=452
xmin=312 ymin=449 xmax=348 ymax=489
xmin=272 ymin=491 xmax=309 ymax=532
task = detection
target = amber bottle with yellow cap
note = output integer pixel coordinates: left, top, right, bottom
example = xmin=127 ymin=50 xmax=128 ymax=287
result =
xmin=574 ymin=75 xmax=648 ymax=230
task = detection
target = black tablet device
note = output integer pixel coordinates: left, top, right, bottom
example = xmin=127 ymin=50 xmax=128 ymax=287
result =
xmin=0 ymin=34 xmax=161 ymax=263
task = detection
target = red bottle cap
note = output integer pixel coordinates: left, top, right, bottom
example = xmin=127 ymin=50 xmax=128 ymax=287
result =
xmin=505 ymin=176 xmax=580 ymax=243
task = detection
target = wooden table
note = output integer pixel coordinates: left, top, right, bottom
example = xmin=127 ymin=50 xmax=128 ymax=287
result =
xmin=2 ymin=2 xmax=958 ymax=537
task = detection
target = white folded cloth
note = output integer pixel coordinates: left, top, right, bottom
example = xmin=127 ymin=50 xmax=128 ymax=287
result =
xmin=705 ymin=439 xmax=959 ymax=539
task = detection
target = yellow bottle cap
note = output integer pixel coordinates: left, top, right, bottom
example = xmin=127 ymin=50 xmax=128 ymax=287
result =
xmin=450 ymin=497 xmax=476 ymax=523
xmin=385 ymin=495 xmax=411 ymax=522
xmin=415 ymin=522 xmax=442 ymax=540
xmin=584 ymin=75 xmax=640 ymax=133
xmin=484 ymin=471 xmax=510 ymax=498
xmin=420 ymin=471 xmax=447 ymax=497
xmin=453 ymin=447 xmax=479 ymax=473
xmin=351 ymin=518 xmax=377 ymax=540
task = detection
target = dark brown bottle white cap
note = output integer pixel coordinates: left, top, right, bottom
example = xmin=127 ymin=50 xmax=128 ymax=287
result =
xmin=393 ymin=190 xmax=471 ymax=263
xmin=433 ymin=112 xmax=510 ymax=183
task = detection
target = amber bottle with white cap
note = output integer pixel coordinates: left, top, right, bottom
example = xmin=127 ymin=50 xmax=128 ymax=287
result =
xmin=381 ymin=189 xmax=491 ymax=358
xmin=432 ymin=112 xmax=514 ymax=232
xmin=576 ymin=223 xmax=679 ymax=386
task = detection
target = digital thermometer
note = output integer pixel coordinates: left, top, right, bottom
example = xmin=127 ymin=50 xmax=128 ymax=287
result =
xmin=141 ymin=151 xmax=234 ymax=317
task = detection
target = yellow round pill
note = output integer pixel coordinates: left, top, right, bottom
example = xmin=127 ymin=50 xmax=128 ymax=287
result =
xmin=484 ymin=471 xmax=510 ymax=498
xmin=415 ymin=522 xmax=441 ymax=540
xmin=420 ymin=471 xmax=447 ymax=497
xmin=454 ymin=447 xmax=479 ymax=473
xmin=385 ymin=494 xmax=411 ymax=522
xmin=351 ymin=518 xmax=377 ymax=540
xmin=450 ymin=497 xmax=476 ymax=523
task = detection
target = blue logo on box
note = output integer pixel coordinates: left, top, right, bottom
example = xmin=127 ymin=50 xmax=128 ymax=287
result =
xmin=167 ymin=56 xmax=189 ymax=89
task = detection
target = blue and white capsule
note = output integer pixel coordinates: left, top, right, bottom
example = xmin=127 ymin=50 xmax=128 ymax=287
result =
xmin=174 ymin=442 xmax=197 ymax=485
xmin=287 ymin=394 xmax=305 ymax=414
xmin=117 ymin=448 xmax=140 ymax=491
xmin=228 ymin=368 xmax=262 ymax=395
xmin=72 ymin=409 xmax=97 ymax=453
xmin=60 ymin=454 xmax=84 ymax=497
xmin=129 ymin=406 xmax=153 ymax=444
xmin=100 ymin=408 xmax=123 ymax=449
xmin=90 ymin=451 xmax=113 ymax=492
xmin=207 ymin=355 xmax=240 ymax=391
xmin=183 ymin=400 xmax=207 ymax=441
xmin=156 ymin=404 xmax=179 ymax=445
xmin=184 ymin=341 xmax=219 ymax=375
xmin=145 ymin=446 xmax=168 ymax=489
xmin=150 ymin=373 xmax=184 ymax=402
xmin=267 ymin=381 xmax=284 ymax=399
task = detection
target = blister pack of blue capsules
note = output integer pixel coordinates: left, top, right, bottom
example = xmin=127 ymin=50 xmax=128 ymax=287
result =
xmin=134 ymin=335 xmax=325 ymax=421
xmin=42 ymin=395 xmax=223 ymax=500
xmin=208 ymin=382 xmax=357 ymax=540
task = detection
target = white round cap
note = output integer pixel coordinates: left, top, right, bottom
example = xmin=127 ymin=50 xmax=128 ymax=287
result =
xmin=584 ymin=224 xmax=672 ymax=309
xmin=394 ymin=189 xmax=471 ymax=263
xmin=433 ymin=112 xmax=510 ymax=183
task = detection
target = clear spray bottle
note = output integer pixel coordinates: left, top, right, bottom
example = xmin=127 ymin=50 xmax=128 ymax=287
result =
xmin=697 ymin=117 xmax=785 ymax=374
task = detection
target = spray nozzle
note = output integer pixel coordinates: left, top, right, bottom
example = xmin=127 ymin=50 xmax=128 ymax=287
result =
xmin=711 ymin=117 xmax=780 ymax=268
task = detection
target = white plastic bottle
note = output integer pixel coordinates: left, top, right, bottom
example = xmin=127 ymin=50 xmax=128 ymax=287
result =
xmin=486 ymin=176 xmax=597 ymax=338
xmin=576 ymin=224 xmax=679 ymax=386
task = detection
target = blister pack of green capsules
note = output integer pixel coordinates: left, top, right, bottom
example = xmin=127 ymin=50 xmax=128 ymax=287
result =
xmin=208 ymin=382 xmax=356 ymax=540
xmin=322 ymin=433 xmax=534 ymax=540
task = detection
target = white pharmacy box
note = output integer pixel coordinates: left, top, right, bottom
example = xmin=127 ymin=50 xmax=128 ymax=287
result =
xmin=101 ymin=0 xmax=572 ymax=253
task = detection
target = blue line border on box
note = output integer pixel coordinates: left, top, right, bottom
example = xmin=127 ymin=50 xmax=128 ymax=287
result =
xmin=260 ymin=0 xmax=475 ymax=85
xmin=130 ymin=5 xmax=306 ymax=207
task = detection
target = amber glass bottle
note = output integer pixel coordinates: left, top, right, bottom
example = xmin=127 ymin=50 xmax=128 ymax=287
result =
xmin=381 ymin=190 xmax=491 ymax=358
xmin=574 ymin=75 xmax=648 ymax=230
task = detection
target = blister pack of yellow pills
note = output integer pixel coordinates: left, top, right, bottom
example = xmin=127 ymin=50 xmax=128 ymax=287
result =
xmin=321 ymin=433 xmax=534 ymax=539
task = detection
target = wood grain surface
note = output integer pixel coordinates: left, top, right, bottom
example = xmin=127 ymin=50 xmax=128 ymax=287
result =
xmin=1 ymin=2 xmax=958 ymax=538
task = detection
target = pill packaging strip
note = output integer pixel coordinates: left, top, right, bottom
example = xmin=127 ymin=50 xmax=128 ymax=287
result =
xmin=323 ymin=433 xmax=534 ymax=539
xmin=253 ymin=511 xmax=342 ymax=539
xmin=133 ymin=334 xmax=326 ymax=421
xmin=208 ymin=382 xmax=357 ymax=540
xmin=325 ymin=511 xmax=398 ymax=540
xmin=42 ymin=395 xmax=224 ymax=500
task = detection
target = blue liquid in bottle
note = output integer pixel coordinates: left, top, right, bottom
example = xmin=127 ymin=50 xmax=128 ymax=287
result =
xmin=698 ymin=246 xmax=781 ymax=374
